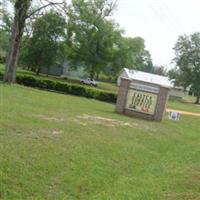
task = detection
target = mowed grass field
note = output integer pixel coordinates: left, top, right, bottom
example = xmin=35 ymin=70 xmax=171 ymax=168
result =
xmin=0 ymin=65 xmax=119 ymax=93
xmin=167 ymin=97 xmax=200 ymax=114
xmin=0 ymin=83 xmax=200 ymax=200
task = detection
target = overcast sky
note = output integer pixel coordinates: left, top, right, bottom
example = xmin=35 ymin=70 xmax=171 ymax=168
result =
xmin=114 ymin=0 xmax=200 ymax=68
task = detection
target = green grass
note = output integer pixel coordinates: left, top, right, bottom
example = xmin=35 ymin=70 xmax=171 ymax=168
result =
xmin=97 ymin=81 xmax=118 ymax=93
xmin=0 ymin=64 xmax=119 ymax=93
xmin=167 ymin=96 xmax=200 ymax=113
xmin=0 ymin=83 xmax=200 ymax=199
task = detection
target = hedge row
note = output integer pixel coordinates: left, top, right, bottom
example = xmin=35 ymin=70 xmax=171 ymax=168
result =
xmin=0 ymin=72 xmax=117 ymax=103
xmin=0 ymin=71 xmax=3 ymax=79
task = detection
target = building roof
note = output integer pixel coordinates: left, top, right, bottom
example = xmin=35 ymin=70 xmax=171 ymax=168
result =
xmin=122 ymin=68 xmax=174 ymax=88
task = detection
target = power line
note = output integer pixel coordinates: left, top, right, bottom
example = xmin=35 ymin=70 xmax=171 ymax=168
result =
xmin=143 ymin=0 xmax=186 ymax=35
xmin=161 ymin=0 xmax=196 ymax=33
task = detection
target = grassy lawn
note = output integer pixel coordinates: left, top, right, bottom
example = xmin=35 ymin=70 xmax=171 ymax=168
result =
xmin=1 ymin=64 xmax=199 ymax=107
xmin=0 ymin=64 xmax=119 ymax=93
xmin=0 ymin=83 xmax=200 ymax=199
xmin=167 ymin=96 xmax=200 ymax=113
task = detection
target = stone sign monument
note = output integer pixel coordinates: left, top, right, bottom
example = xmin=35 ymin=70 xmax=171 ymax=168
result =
xmin=116 ymin=78 xmax=169 ymax=121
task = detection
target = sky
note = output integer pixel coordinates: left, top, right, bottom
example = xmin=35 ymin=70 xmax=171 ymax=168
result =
xmin=114 ymin=0 xmax=200 ymax=68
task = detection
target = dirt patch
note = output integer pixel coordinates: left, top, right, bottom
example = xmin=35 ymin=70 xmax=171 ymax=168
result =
xmin=73 ymin=120 xmax=87 ymax=126
xmin=26 ymin=129 xmax=64 ymax=139
xmin=35 ymin=114 xmax=65 ymax=122
xmin=166 ymin=109 xmax=200 ymax=117
xmin=52 ymin=130 xmax=63 ymax=135
xmin=76 ymin=114 xmax=139 ymax=128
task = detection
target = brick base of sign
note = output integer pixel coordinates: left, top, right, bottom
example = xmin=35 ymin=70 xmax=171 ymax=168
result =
xmin=124 ymin=109 xmax=154 ymax=120
xmin=116 ymin=78 xmax=169 ymax=121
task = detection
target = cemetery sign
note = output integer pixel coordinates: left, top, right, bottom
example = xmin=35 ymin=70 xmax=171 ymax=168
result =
xmin=116 ymin=78 xmax=169 ymax=121
xmin=126 ymin=89 xmax=158 ymax=115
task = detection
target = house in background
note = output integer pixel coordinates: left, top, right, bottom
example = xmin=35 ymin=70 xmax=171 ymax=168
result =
xmin=40 ymin=61 xmax=88 ymax=78
xmin=117 ymin=68 xmax=189 ymax=99
xmin=40 ymin=64 xmax=65 ymax=76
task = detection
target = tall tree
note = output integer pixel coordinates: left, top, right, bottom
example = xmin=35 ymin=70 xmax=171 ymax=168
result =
xmin=152 ymin=65 xmax=167 ymax=76
xmin=3 ymin=0 xmax=66 ymax=83
xmin=0 ymin=2 xmax=12 ymax=63
xmin=67 ymin=0 xmax=119 ymax=79
xmin=3 ymin=0 xmax=32 ymax=83
xmin=0 ymin=30 xmax=9 ymax=63
xmin=173 ymin=33 xmax=200 ymax=104
xmin=121 ymin=37 xmax=145 ymax=69
xmin=136 ymin=50 xmax=154 ymax=73
xmin=19 ymin=10 xmax=66 ymax=74
xmin=104 ymin=36 xmax=146 ymax=78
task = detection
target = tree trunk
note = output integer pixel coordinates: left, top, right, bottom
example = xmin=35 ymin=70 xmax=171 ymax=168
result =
xmin=95 ymin=73 xmax=99 ymax=81
xmin=36 ymin=67 xmax=40 ymax=75
xmin=195 ymin=95 xmax=200 ymax=104
xmin=90 ymin=68 xmax=95 ymax=79
xmin=95 ymin=71 xmax=101 ymax=81
xmin=4 ymin=26 xmax=22 ymax=83
xmin=3 ymin=0 xmax=31 ymax=84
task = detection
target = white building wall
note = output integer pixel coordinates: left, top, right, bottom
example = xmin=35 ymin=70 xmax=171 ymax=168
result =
xmin=169 ymin=88 xmax=187 ymax=99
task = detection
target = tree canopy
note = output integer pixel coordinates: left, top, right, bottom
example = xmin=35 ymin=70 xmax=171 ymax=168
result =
xmin=1 ymin=0 xmax=154 ymax=83
xmin=172 ymin=33 xmax=200 ymax=104
xmin=66 ymin=0 xmax=120 ymax=78
xmin=19 ymin=10 xmax=66 ymax=74
xmin=65 ymin=0 xmax=153 ymax=79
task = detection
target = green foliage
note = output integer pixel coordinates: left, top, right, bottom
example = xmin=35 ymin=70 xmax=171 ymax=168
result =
xmin=173 ymin=33 xmax=200 ymax=103
xmin=66 ymin=0 xmax=152 ymax=79
xmin=152 ymin=65 xmax=167 ymax=76
xmin=106 ymin=36 xmax=147 ymax=77
xmin=2 ymin=0 xmax=155 ymax=82
xmin=0 ymin=63 xmax=119 ymax=93
xmin=0 ymin=4 xmax=11 ymax=64
xmin=0 ymin=30 xmax=9 ymax=52
xmin=0 ymin=0 xmax=13 ymax=33
xmin=67 ymin=0 xmax=123 ymax=78
xmin=136 ymin=50 xmax=154 ymax=73
xmin=11 ymin=74 xmax=117 ymax=103
xmin=19 ymin=10 xmax=67 ymax=74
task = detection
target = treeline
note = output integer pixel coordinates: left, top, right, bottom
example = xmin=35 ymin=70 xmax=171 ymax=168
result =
xmin=0 ymin=0 xmax=159 ymax=81
xmin=1 ymin=1 xmax=199 ymax=103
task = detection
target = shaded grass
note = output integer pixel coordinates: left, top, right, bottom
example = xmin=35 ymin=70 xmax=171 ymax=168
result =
xmin=0 ymin=83 xmax=200 ymax=199
xmin=0 ymin=64 xmax=119 ymax=93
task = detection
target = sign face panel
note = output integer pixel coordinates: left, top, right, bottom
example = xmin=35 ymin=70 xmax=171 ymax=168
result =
xmin=130 ymin=82 xmax=160 ymax=94
xmin=126 ymin=89 xmax=158 ymax=115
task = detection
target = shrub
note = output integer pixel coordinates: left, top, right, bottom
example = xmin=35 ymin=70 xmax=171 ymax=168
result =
xmin=0 ymin=56 xmax=6 ymax=64
xmin=96 ymin=91 xmax=117 ymax=102
xmin=0 ymin=71 xmax=3 ymax=79
xmin=9 ymin=74 xmax=117 ymax=103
